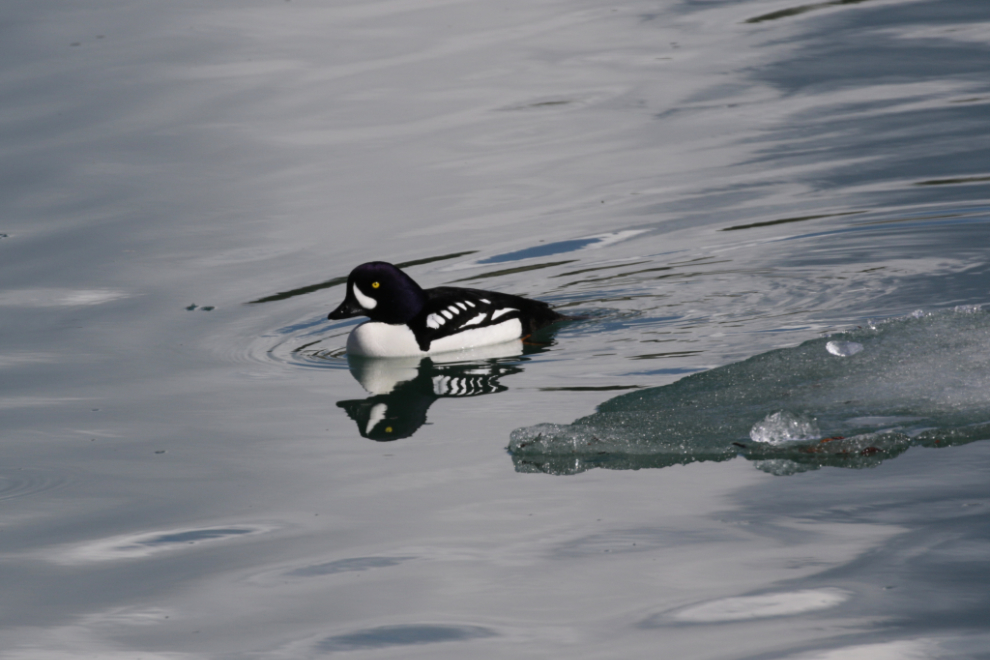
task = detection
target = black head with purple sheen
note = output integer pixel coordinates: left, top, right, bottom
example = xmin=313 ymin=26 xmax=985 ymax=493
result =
xmin=328 ymin=262 xmax=427 ymax=324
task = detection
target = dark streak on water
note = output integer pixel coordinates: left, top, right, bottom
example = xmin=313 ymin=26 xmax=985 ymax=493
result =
xmin=248 ymin=250 xmax=478 ymax=304
xmin=744 ymin=0 xmax=874 ymax=25
xmin=317 ymin=624 xmax=497 ymax=652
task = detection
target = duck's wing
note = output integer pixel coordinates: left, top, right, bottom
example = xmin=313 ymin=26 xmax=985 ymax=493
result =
xmin=410 ymin=287 xmax=561 ymax=351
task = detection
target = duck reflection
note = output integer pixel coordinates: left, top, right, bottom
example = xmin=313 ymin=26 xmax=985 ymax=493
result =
xmin=337 ymin=340 xmax=536 ymax=441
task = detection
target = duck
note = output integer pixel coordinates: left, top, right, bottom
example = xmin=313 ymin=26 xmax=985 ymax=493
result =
xmin=328 ymin=261 xmax=568 ymax=357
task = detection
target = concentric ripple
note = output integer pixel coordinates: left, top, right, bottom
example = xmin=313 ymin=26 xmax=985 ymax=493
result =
xmin=0 ymin=467 xmax=69 ymax=502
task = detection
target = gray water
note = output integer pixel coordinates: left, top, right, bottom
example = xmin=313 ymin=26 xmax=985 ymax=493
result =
xmin=2 ymin=0 xmax=990 ymax=658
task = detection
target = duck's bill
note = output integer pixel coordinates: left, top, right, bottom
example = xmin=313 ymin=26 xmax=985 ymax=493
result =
xmin=328 ymin=298 xmax=363 ymax=320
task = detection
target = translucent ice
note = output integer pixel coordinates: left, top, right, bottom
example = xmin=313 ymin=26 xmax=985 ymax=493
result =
xmin=749 ymin=412 xmax=821 ymax=445
xmin=510 ymin=309 xmax=990 ymax=475
xmin=825 ymin=340 xmax=863 ymax=357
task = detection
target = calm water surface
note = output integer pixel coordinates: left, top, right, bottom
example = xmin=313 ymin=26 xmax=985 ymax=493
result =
xmin=2 ymin=0 xmax=990 ymax=658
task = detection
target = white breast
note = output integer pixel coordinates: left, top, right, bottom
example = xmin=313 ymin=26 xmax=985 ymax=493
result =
xmin=346 ymin=319 xmax=524 ymax=358
xmin=346 ymin=322 xmax=422 ymax=357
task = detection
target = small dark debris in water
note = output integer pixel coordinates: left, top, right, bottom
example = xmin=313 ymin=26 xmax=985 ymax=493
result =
xmin=732 ymin=442 xmax=748 ymax=449
xmin=0 ymin=233 xmax=8 ymax=239
xmin=186 ymin=304 xmax=197 ymax=311
xmin=200 ymin=305 xmax=215 ymax=311
xmin=70 ymin=42 xmax=81 ymax=47
xmin=154 ymin=450 xmax=166 ymax=454
xmin=91 ymin=408 xmax=99 ymax=412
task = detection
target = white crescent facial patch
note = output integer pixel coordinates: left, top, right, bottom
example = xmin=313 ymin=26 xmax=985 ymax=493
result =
xmin=352 ymin=283 xmax=378 ymax=310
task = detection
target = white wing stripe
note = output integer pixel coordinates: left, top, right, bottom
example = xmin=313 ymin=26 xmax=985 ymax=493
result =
xmin=461 ymin=312 xmax=486 ymax=327
xmin=491 ymin=307 xmax=517 ymax=320
xmin=426 ymin=313 xmax=444 ymax=329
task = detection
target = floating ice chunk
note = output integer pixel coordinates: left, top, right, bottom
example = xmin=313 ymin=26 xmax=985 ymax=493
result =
xmin=826 ymin=340 xmax=863 ymax=357
xmin=750 ymin=411 xmax=820 ymax=445
xmin=510 ymin=308 xmax=990 ymax=476
xmin=910 ymin=309 xmax=925 ymax=318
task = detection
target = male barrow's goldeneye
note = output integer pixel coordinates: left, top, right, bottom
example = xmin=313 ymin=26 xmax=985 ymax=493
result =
xmin=328 ymin=261 xmax=568 ymax=357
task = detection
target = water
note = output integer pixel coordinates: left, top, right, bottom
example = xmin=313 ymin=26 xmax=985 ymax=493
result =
xmin=2 ymin=0 xmax=989 ymax=657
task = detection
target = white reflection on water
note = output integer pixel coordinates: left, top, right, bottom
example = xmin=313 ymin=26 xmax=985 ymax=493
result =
xmin=0 ymin=397 xmax=91 ymax=410
xmin=0 ymin=289 xmax=132 ymax=307
xmin=2 ymin=607 xmax=194 ymax=660
xmin=47 ymin=524 xmax=276 ymax=564
xmin=783 ymin=638 xmax=942 ymax=660
xmin=0 ymin=353 xmax=61 ymax=367
xmin=671 ymin=588 xmax=850 ymax=623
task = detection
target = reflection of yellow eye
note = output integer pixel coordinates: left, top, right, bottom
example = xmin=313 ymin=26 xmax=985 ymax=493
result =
xmin=385 ymin=426 xmax=392 ymax=433
xmin=372 ymin=281 xmax=380 ymax=289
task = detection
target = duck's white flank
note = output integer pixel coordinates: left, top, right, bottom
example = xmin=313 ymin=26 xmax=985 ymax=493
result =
xmin=346 ymin=318 xmax=524 ymax=358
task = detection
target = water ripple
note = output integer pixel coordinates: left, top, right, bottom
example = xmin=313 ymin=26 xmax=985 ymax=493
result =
xmin=0 ymin=467 xmax=69 ymax=502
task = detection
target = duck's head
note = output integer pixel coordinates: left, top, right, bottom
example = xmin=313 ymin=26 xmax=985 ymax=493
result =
xmin=328 ymin=262 xmax=427 ymax=324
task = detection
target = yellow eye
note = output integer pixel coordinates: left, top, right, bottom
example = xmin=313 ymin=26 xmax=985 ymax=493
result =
xmin=372 ymin=281 xmax=380 ymax=289
xmin=385 ymin=426 xmax=392 ymax=433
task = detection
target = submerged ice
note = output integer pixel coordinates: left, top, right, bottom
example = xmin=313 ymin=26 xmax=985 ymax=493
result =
xmin=509 ymin=309 xmax=990 ymax=475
